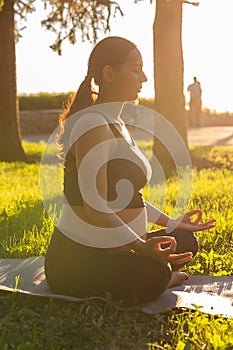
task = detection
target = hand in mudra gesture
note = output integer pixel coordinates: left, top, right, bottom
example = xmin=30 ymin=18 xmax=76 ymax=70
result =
xmin=140 ymin=236 xmax=193 ymax=264
xmin=169 ymin=209 xmax=216 ymax=232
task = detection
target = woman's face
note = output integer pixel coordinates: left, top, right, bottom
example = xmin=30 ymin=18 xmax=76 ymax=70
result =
xmin=111 ymin=48 xmax=147 ymax=102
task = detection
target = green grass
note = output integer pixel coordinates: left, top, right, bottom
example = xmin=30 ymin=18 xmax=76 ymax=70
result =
xmin=0 ymin=141 xmax=233 ymax=349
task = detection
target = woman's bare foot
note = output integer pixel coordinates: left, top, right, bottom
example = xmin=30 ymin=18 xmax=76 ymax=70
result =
xmin=167 ymin=271 xmax=189 ymax=289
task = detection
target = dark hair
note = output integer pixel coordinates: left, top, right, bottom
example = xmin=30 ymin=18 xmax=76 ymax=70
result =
xmin=58 ymin=36 xmax=137 ymax=145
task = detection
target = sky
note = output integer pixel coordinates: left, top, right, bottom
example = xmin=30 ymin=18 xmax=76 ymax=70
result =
xmin=16 ymin=0 xmax=233 ymax=113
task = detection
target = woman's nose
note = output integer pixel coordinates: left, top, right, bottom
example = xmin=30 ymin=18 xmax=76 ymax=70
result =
xmin=141 ymin=71 xmax=147 ymax=83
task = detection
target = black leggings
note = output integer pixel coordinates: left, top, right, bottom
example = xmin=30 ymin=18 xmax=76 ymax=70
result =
xmin=44 ymin=228 xmax=198 ymax=306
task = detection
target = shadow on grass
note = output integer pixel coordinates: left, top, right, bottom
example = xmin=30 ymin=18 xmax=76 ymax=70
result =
xmin=189 ymin=146 xmax=233 ymax=171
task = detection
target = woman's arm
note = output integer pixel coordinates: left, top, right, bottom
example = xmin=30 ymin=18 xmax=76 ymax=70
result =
xmin=145 ymin=200 xmax=171 ymax=227
xmin=145 ymin=200 xmax=216 ymax=233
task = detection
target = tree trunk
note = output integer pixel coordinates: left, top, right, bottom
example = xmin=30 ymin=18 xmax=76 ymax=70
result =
xmin=0 ymin=0 xmax=28 ymax=161
xmin=153 ymin=0 xmax=187 ymax=173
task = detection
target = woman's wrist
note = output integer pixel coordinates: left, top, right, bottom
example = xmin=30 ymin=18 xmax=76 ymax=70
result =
xmin=166 ymin=217 xmax=180 ymax=232
xmin=155 ymin=213 xmax=173 ymax=228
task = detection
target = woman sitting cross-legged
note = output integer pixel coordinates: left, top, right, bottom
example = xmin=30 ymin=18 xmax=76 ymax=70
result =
xmin=44 ymin=36 xmax=216 ymax=306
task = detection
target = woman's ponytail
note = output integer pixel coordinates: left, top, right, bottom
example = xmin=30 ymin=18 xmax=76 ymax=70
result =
xmin=69 ymin=74 xmax=94 ymax=116
xmin=57 ymin=74 xmax=96 ymax=150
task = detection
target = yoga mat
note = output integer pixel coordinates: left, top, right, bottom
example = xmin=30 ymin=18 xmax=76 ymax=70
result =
xmin=0 ymin=257 xmax=232 ymax=318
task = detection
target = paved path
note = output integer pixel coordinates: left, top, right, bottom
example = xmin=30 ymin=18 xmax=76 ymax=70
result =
xmin=187 ymin=126 xmax=233 ymax=146
xmin=22 ymin=126 xmax=233 ymax=147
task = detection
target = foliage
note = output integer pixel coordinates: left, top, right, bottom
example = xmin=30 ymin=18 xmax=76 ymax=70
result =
xmin=0 ymin=144 xmax=233 ymax=348
xmin=13 ymin=0 xmax=36 ymax=40
xmin=7 ymin=0 xmax=124 ymax=50
xmin=18 ymin=93 xmax=156 ymax=111
xmin=41 ymin=0 xmax=124 ymax=54
xmin=18 ymin=92 xmax=72 ymax=111
xmin=138 ymin=97 xmax=155 ymax=110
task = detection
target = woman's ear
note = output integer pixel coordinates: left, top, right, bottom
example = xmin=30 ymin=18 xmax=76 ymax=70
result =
xmin=102 ymin=65 xmax=114 ymax=84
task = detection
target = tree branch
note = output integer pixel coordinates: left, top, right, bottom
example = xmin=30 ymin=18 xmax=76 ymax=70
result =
xmin=183 ymin=1 xmax=199 ymax=6
xmin=97 ymin=0 xmax=124 ymax=16
xmin=17 ymin=0 xmax=35 ymax=13
xmin=41 ymin=0 xmax=124 ymax=55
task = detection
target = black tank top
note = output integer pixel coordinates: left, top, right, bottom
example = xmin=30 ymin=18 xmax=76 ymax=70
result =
xmin=63 ymin=114 xmax=151 ymax=209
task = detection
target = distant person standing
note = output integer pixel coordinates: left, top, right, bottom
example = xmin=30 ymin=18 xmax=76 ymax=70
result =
xmin=187 ymin=77 xmax=202 ymax=127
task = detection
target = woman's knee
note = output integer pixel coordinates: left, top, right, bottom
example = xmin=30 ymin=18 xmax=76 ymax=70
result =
xmin=170 ymin=229 xmax=199 ymax=257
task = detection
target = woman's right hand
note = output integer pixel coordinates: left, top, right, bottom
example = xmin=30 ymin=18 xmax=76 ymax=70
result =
xmin=137 ymin=236 xmax=193 ymax=265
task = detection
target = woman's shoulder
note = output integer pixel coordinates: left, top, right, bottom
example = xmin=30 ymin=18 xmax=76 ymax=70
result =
xmin=73 ymin=109 xmax=110 ymax=127
xmin=67 ymin=110 xmax=116 ymax=150
xmin=68 ymin=109 xmax=109 ymax=133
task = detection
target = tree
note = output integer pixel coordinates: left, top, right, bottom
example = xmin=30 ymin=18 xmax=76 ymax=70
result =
xmin=152 ymin=0 xmax=199 ymax=170
xmin=0 ymin=0 xmax=32 ymax=161
xmin=154 ymin=0 xmax=186 ymax=142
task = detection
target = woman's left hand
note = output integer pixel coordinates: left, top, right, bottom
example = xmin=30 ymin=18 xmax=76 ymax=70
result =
xmin=168 ymin=209 xmax=216 ymax=232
